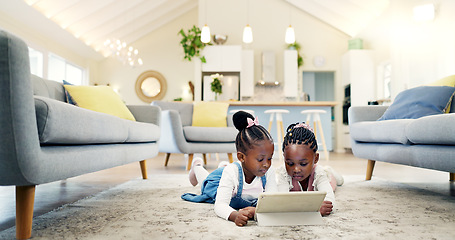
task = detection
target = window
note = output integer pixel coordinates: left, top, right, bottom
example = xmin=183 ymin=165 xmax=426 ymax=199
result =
xmin=383 ymin=62 xmax=391 ymax=99
xmin=48 ymin=53 xmax=84 ymax=85
xmin=29 ymin=47 xmax=43 ymax=77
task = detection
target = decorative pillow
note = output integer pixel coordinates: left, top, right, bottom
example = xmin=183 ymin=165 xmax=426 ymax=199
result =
xmin=63 ymin=85 xmax=136 ymax=121
xmin=192 ymin=102 xmax=229 ymax=127
xmin=426 ymin=75 xmax=455 ymax=113
xmin=378 ymin=86 xmax=455 ymax=121
xmin=427 ymin=75 xmax=455 ymax=87
xmin=62 ymin=80 xmax=76 ymax=105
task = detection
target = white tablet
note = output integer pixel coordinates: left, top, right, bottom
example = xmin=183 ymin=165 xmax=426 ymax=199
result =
xmin=254 ymin=191 xmax=327 ymax=226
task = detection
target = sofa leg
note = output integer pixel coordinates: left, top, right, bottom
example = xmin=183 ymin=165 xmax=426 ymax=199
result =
xmin=227 ymin=153 xmax=233 ymax=163
xmin=450 ymin=172 xmax=454 ymax=182
xmin=139 ymin=160 xmax=148 ymax=179
xmin=164 ymin=153 xmax=171 ymax=167
xmin=16 ymin=185 xmax=36 ymax=240
xmin=187 ymin=154 xmax=194 ymax=171
xmin=202 ymin=153 xmax=207 ymax=165
xmin=366 ymin=160 xmax=376 ymax=180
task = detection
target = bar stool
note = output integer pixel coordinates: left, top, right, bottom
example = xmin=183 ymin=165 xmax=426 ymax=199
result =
xmin=300 ymin=109 xmax=329 ymax=161
xmin=264 ymin=109 xmax=289 ymax=161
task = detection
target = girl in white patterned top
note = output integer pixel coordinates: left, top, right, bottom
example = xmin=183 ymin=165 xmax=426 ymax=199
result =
xmin=276 ymin=122 xmax=343 ymax=216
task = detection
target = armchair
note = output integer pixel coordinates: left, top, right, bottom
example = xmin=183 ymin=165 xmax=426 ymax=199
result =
xmin=152 ymin=101 xmax=237 ymax=170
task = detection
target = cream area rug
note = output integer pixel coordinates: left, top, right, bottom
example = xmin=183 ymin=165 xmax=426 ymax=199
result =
xmin=1 ymin=174 xmax=455 ymax=240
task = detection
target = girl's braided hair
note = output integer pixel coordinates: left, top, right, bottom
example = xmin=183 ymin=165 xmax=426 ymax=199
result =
xmin=282 ymin=122 xmax=318 ymax=153
xmin=232 ymin=111 xmax=273 ymax=154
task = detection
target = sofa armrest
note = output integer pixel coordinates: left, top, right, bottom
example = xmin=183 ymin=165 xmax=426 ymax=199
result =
xmin=348 ymin=106 xmax=389 ymax=124
xmin=159 ymin=110 xmax=190 ymax=153
xmin=127 ymin=105 xmax=161 ymax=126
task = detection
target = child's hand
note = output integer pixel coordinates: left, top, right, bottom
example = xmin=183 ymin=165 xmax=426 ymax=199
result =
xmin=231 ymin=207 xmax=255 ymax=227
xmin=320 ymin=201 xmax=333 ymax=216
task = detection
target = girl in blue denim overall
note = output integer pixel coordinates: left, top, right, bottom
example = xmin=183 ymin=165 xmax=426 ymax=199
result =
xmin=182 ymin=111 xmax=278 ymax=226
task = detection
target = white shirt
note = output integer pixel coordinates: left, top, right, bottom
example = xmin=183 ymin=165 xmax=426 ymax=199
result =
xmin=214 ymin=161 xmax=278 ymax=220
xmin=276 ymin=164 xmax=335 ymax=204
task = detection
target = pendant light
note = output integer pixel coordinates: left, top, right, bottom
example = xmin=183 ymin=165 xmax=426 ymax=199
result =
xmin=201 ymin=0 xmax=211 ymax=43
xmin=285 ymin=25 xmax=295 ymax=44
xmin=201 ymin=24 xmax=211 ymax=43
xmin=285 ymin=5 xmax=295 ymax=44
xmin=242 ymin=0 xmax=253 ymax=43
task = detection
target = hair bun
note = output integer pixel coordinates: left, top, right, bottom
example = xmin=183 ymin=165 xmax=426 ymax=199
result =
xmin=232 ymin=111 xmax=254 ymax=131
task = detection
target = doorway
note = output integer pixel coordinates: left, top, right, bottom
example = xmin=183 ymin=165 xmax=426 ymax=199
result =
xmin=301 ymin=71 xmax=335 ymax=101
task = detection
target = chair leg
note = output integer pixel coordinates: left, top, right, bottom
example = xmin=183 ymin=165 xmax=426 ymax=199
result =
xmin=202 ymin=153 xmax=207 ymax=165
xmin=164 ymin=153 xmax=171 ymax=167
xmin=366 ymin=160 xmax=376 ymax=180
xmin=139 ymin=160 xmax=148 ymax=179
xmin=227 ymin=153 xmax=234 ymax=163
xmin=315 ymin=120 xmax=329 ymax=161
xmin=16 ymin=185 xmax=36 ymax=240
xmin=450 ymin=172 xmax=454 ymax=182
xmin=187 ymin=154 xmax=194 ymax=171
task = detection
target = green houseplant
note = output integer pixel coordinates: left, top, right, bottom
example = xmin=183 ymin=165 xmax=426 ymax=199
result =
xmin=210 ymin=73 xmax=223 ymax=101
xmin=179 ymin=25 xmax=211 ymax=63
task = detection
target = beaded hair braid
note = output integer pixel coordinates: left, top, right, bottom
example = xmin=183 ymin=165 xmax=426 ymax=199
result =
xmin=282 ymin=122 xmax=318 ymax=153
xmin=232 ymin=111 xmax=273 ymax=154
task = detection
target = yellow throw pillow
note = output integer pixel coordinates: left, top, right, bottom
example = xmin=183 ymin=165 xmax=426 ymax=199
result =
xmin=427 ymin=75 xmax=455 ymax=87
xmin=192 ymin=102 xmax=229 ymax=127
xmin=63 ymin=85 xmax=136 ymax=121
xmin=427 ymin=75 xmax=455 ymax=112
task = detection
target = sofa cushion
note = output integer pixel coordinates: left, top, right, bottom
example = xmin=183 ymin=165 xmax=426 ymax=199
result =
xmin=406 ymin=113 xmax=455 ymax=145
xmin=63 ymin=85 xmax=136 ymax=121
xmin=32 ymin=75 xmax=66 ymax=102
xmin=35 ymin=96 xmax=159 ymax=144
xmin=183 ymin=126 xmax=237 ymax=143
xmin=152 ymin=101 xmax=193 ymax=126
xmin=378 ymin=86 xmax=455 ymax=120
xmin=350 ymin=119 xmax=414 ymax=144
xmin=192 ymin=102 xmax=229 ymax=127
xmin=124 ymin=120 xmax=160 ymax=142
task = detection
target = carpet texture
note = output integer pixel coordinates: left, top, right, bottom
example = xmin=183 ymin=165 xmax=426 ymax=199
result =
xmin=1 ymin=175 xmax=455 ymax=240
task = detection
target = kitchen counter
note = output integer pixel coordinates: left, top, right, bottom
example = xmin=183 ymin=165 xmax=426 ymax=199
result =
xmin=227 ymin=101 xmax=338 ymax=107
xmin=227 ymin=101 xmax=337 ymax=153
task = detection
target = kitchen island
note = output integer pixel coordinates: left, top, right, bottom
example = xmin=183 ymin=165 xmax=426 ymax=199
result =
xmin=227 ymin=101 xmax=338 ymax=152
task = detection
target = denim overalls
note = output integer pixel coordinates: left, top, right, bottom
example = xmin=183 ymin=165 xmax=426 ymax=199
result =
xmin=181 ymin=162 xmax=266 ymax=209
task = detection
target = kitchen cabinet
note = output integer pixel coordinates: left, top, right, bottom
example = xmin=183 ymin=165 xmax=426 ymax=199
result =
xmin=284 ymin=50 xmax=298 ymax=98
xmin=201 ymin=45 xmax=242 ymax=72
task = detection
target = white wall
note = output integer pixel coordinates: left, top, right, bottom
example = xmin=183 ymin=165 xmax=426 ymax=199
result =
xmin=356 ymin=0 xmax=455 ymax=99
xmin=96 ymin=8 xmax=199 ymax=104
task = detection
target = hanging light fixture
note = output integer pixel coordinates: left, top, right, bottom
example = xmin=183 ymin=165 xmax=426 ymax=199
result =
xmin=201 ymin=0 xmax=211 ymax=43
xmin=243 ymin=0 xmax=253 ymax=43
xmin=243 ymin=25 xmax=253 ymax=43
xmin=285 ymin=5 xmax=295 ymax=44
xmin=285 ymin=25 xmax=295 ymax=44
xmin=103 ymin=39 xmax=143 ymax=67
xmin=201 ymin=24 xmax=211 ymax=43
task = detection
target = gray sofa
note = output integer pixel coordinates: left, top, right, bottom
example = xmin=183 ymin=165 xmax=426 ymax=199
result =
xmin=0 ymin=31 xmax=161 ymax=239
xmin=152 ymin=101 xmax=237 ymax=170
xmin=348 ymin=103 xmax=455 ymax=181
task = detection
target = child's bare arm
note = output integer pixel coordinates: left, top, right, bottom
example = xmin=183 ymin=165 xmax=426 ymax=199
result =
xmin=320 ymin=201 xmax=333 ymax=216
xmin=228 ymin=207 xmax=255 ymax=226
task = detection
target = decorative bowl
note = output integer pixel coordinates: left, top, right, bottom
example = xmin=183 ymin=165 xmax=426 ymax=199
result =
xmin=213 ymin=34 xmax=228 ymax=45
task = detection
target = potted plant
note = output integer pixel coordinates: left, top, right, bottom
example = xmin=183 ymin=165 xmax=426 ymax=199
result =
xmin=210 ymin=73 xmax=223 ymax=101
xmin=178 ymin=25 xmax=211 ymax=63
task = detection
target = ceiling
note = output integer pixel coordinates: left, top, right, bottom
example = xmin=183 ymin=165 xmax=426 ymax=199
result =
xmin=1 ymin=0 xmax=388 ymax=60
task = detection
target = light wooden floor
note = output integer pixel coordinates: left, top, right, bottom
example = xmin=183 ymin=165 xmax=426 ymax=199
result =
xmin=1 ymin=151 xmax=453 ymax=231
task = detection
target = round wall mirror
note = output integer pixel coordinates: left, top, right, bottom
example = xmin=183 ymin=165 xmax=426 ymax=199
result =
xmin=135 ymin=70 xmax=167 ymax=103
